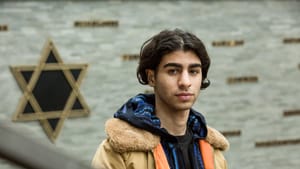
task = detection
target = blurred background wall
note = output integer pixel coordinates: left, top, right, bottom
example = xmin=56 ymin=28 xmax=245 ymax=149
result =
xmin=0 ymin=0 xmax=299 ymax=169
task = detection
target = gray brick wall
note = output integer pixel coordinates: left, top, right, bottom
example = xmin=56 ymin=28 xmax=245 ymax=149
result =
xmin=1 ymin=1 xmax=299 ymax=169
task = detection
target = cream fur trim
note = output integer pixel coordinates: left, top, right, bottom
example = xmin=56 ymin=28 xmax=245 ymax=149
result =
xmin=105 ymin=118 xmax=160 ymax=153
xmin=206 ymin=126 xmax=230 ymax=151
xmin=105 ymin=118 xmax=229 ymax=153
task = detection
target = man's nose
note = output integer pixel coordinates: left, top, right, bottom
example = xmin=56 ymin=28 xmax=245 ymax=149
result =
xmin=178 ymin=71 xmax=191 ymax=89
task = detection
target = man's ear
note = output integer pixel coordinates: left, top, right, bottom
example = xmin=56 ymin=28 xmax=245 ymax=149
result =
xmin=145 ymin=69 xmax=155 ymax=87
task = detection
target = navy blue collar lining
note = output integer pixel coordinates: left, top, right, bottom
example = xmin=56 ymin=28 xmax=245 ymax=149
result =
xmin=114 ymin=94 xmax=207 ymax=141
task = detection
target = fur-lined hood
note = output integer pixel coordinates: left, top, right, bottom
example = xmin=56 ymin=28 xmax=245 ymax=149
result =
xmin=105 ymin=118 xmax=230 ymax=153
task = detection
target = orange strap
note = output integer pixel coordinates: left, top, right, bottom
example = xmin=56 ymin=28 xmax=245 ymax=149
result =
xmin=153 ymin=140 xmax=214 ymax=169
xmin=153 ymin=143 xmax=170 ymax=169
xmin=199 ymin=140 xmax=214 ymax=169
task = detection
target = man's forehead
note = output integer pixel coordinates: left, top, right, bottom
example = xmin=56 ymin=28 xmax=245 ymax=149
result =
xmin=161 ymin=50 xmax=201 ymax=62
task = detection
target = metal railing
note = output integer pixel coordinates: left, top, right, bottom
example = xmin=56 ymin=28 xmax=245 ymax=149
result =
xmin=0 ymin=120 xmax=93 ymax=169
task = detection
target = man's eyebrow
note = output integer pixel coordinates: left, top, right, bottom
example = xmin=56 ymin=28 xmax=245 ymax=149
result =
xmin=163 ymin=63 xmax=182 ymax=68
xmin=189 ymin=63 xmax=202 ymax=68
xmin=163 ymin=63 xmax=202 ymax=68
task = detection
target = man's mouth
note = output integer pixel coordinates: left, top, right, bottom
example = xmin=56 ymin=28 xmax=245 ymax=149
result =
xmin=175 ymin=93 xmax=193 ymax=101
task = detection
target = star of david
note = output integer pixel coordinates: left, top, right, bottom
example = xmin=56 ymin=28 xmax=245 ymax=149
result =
xmin=10 ymin=39 xmax=90 ymax=142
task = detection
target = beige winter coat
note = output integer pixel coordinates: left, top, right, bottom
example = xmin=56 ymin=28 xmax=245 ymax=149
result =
xmin=92 ymin=118 xmax=230 ymax=169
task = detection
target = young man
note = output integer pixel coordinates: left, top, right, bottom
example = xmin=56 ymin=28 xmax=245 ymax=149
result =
xmin=92 ymin=29 xmax=229 ymax=169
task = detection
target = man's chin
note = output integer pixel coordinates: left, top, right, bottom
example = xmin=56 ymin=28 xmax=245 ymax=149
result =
xmin=174 ymin=103 xmax=194 ymax=111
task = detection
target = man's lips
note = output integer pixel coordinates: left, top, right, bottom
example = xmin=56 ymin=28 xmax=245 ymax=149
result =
xmin=175 ymin=93 xmax=194 ymax=101
xmin=175 ymin=93 xmax=193 ymax=96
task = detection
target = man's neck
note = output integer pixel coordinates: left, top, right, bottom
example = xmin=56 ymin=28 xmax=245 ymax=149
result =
xmin=155 ymin=107 xmax=190 ymax=136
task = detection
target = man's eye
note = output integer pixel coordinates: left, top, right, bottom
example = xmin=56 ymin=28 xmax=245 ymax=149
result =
xmin=190 ymin=69 xmax=200 ymax=75
xmin=168 ymin=69 xmax=178 ymax=75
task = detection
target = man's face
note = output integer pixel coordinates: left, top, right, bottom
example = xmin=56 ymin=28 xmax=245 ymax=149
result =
xmin=148 ymin=50 xmax=202 ymax=113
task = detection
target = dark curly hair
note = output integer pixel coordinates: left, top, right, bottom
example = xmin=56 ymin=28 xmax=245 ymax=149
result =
xmin=136 ymin=28 xmax=211 ymax=89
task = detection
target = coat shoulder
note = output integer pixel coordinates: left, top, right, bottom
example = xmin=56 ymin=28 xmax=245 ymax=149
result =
xmin=105 ymin=118 xmax=160 ymax=153
xmin=206 ymin=126 xmax=230 ymax=151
